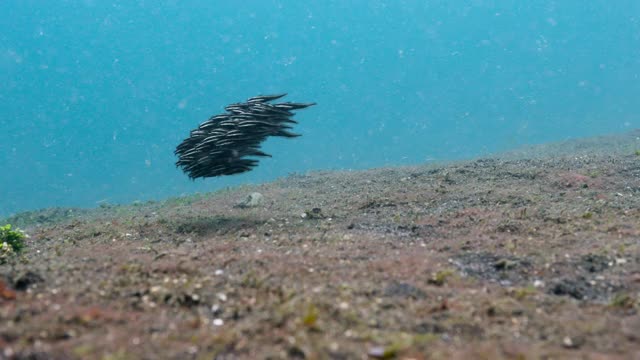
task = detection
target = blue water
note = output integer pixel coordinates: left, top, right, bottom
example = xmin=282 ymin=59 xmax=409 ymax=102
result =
xmin=1 ymin=1 xmax=639 ymax=217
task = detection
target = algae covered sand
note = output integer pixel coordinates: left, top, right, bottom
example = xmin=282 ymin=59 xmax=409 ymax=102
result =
xmin=2 ymin=131 xmax=640 ymax=359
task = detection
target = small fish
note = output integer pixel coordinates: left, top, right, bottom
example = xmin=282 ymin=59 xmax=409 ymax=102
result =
xmin=276 ymin=102 xmax=317 ymax=110
xmin=246 ymin=93 xmax=287 ymax=103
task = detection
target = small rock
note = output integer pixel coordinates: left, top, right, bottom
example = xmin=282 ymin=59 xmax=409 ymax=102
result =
xmin=235 ymin=192 xmax=264 ymax=208
xmin=562 ymin=335 xmax=584 ymax=349
xmin=287 ymin=346 xmax=306 ymax=359
xmin=563 ymin=336 xmax=574 ymax=348
xmin=0 ymin=279 xmax=17 ymax=300
xmin=13 ymin=271 xmax=43 ymax=291
xmin=494 ymin=258 xmax=518 ymax=271
xmin=303 ymin=207 xmax=325 ymax=219
xmin=368 ymin=346 xmax=386 ymax=358
xmin=550 ymin=279 xmax=586 ymax=300
xmin=579 ymin=254 xmax=610 ymax=273
xmin=150 ymin=286 xmax=166 ymax=294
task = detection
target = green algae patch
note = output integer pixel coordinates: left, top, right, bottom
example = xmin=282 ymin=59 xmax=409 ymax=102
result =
xmin=0 ymin=224 xmax=27 ymax=263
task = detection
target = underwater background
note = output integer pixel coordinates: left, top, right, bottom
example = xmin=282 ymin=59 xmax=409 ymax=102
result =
xmin=1 ymin=0 xmax=639 ymax=217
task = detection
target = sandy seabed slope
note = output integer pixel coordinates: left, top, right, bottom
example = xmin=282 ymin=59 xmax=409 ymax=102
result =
xmin=1 ymin=130 xmax=640 ymax=359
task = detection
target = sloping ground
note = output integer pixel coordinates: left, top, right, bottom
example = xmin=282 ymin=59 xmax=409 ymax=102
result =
xmin=495 ymin=129 xmax=640 ymax=159
xmin=1 ymin=131 xmax=640 ymax=359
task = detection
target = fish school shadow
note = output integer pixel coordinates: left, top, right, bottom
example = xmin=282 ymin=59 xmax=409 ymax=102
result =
xmin=173 ymin=215 xmax=263 ymax=238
